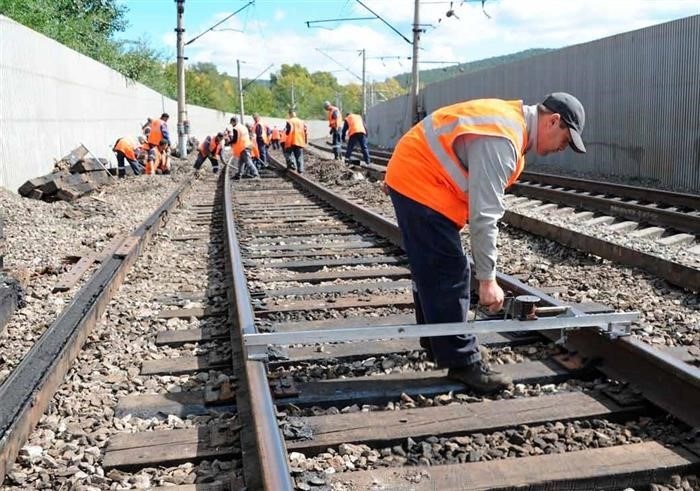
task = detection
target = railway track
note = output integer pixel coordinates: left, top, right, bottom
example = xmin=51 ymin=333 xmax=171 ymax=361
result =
xmin=1 ymin=157 xmax=699 ymax=489
xmin=308 ymin=140 xmax=700 ymax=292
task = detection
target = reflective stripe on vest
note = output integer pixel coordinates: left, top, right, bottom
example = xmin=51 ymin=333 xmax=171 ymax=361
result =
xmin=422 ymin=106 xmax=526 ymax=193
xmin=385 ymin=99 xmax=528 ymax=228
xmin=345 ymin=114 xmax=366 ymax=137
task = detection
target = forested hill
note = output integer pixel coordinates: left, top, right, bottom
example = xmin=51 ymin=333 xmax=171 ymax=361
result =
xmin=394 ymin=48 xmax=553 ymax=87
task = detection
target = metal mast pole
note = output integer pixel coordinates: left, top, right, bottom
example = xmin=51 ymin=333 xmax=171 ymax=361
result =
xmin=361 ymin=48 xmax=367 ymax=118
xmin=175 ymin=0 xmax=187 ymax=157
xmin=410 ymin=0 xmax=421 ymax=124
xmin=237 ymin=59 xmax=244 ymax=123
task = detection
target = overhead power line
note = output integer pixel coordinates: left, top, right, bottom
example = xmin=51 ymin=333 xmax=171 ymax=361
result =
xmin=185 ymin=1 xmax=254 ymax=46
xmin=355 ymin=0 xmax=412 ymax=44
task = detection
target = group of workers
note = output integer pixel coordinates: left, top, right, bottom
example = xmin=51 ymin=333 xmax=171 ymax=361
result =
xmin=112 ymin=113 xmax=172 ymax=178
xmin=113 ymin=91 xmax=587 ymax=398
xmin=193 ymin=110 xmax=309 ymax=178
xmin=324 ymin=101 xmax=371 ymax=167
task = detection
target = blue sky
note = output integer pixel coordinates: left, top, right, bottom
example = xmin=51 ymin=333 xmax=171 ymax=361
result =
xmin=115 ymin=1 xmax=700 ymax=83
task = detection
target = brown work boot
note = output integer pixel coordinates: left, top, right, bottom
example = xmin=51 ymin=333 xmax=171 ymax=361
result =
xmin=447 ymin=362 xmax=512 ymax=394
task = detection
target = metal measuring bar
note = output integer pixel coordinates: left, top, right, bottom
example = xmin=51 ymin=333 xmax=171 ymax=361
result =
xmin=244 ymin=311 xmax=639 ymax=361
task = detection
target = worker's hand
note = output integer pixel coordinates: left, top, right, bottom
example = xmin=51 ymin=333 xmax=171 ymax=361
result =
xmin=379 ymin=180 xmax=389 ymax=196
xmin=478 ymin=279 xmax=504 ymax=314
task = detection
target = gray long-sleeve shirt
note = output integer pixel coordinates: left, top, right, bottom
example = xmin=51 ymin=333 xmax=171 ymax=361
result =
xmin=453 ymin=104 xmax=538 ymax=280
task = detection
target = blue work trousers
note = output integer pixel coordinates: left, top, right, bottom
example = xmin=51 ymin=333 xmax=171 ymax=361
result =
xmin=389 ymin=188 xmax=480 ymax=368
xmin=235 ymin=148 xmax=259 ymax=178
xmin=115 ymin=152 xmax=142 ymax=177
xmin=256 ymin=138 xmax=268 ymax=165
xmin=331 ymin=129 xmax=341 ymax=158
xmin=286 ymin=146 xmax=304 ymax=173
xmin=346 ymin=133 xmax=370 ymax=165
xmin=193 ymin=153 xmax=219 ymax=173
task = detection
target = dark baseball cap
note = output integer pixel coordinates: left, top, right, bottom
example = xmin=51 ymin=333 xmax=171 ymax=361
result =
xmin=542 ymin=92 xmax=586 ymax=153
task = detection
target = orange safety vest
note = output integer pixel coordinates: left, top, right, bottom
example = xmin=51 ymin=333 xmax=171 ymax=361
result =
xmin=199 ymin=136 xmax=221 ymax=157
xmin=231 ymin=123 xmax=252 ymax=158
xmin=385 ymin=99 xmax=528 ymax=228
xmin=147 ymin=118 xmax=165 ymax=146
xmin=286 ymin=117 xmax=306 ymax=147
xmin=345 ymin=114 xmax=366 ymax=137
xmin=327 ymin=105 xmax=340 ymax=129
xmin=113 ymin=137 xmax=138 ymax=161
xmin=271 ymin=128 xmax=280 ymax=140
xmin=250 ymin=135 xmax=260 ymax=158
xmin=254 ymin=122 xmax=270 ymax=145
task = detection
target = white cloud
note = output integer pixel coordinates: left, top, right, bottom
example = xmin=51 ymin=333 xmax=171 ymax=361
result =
xmin=159 ymin=1 xmax=700 ymax=84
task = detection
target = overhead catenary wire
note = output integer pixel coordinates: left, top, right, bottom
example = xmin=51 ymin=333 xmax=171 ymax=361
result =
xmin=185 ymin=1 xmax=254 ymax=46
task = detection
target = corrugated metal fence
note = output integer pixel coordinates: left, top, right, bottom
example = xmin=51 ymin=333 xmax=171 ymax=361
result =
xmin=367 ymin=15 xmax=700 ymax=192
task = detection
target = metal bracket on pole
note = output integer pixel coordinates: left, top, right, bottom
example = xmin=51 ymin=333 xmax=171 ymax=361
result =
xmin=243 ymin=311 xmax=638 ymax=361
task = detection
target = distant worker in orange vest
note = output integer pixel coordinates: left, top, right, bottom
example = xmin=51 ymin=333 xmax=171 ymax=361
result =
xmin=341 ymin=112 xmax=370 ymax=166
xmin=323 ymin=101 xmax=342 ymax=159
xmin=384 ymin=92 xmax=586 ymax=393
xmin=284 ymin=110 xmax=307 ymax=174
xmin=147 ymin=113 xmax=171 ymax=148
xmin=226 ymin=116 xmax=259 ymax=179
xmin=246 ymin=123 xmax=263 ymax=170
xmin=252 ymin=114 xmax=270 ymax=167
xmin=193 ymin=132 xmax=224 ymax=175
xmin=270 ymin=126 xmax=281 ymax=150
xmin=112 ymin=136 xmax=145 ymax=177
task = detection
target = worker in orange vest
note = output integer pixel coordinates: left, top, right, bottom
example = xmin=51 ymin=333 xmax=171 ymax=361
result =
xmin=323 ymin=101 xmax=342 ymax=159
xmin=143 ymin=139 xmax=169 ymax=175
xmin=252 ymin=114 xmax=270 ymax=167
xmin=341 ymin=112 xmax=370 ymax=166
xmin=270 ymin=126 xmax=281 ymax=150
xmin=284 ymin=110 xmax=307 ymax=173
xmin=384 ymin=92 xmax=586 ymax=393
xmin=193 ymin=133 xmax=224 ymax=175
xmin=147 ymin=113 xmax=171 ymax=148
xmin=112 ymin=136 xmax=145 ymax=177
xmin=226 ymin=116 xmax=259 ymax=179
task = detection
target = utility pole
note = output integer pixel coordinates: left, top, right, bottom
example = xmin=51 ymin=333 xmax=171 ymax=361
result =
xmin=361 ymin=48 xmax=366 ymax=119
xmin=290 ymin=85 xmax=296 ymax=110
xmin=237 ymin=59 xmax=244 ymax=123
xmin=410 ymin=0 xmax=421 ymax=124
xmin=175 ymin=0 xmax=187 ymax=157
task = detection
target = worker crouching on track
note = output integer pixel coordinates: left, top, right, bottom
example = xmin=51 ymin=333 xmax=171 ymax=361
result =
xmin=227 ymin=117 xmax=260 ymax=180
xmin=193 ymin=133 xmax=224 ymax=176
xmin=112 ymin=136 xmax=145 ymax=177
xmin=144 ymin=139 xmax=170 ymax=175
xmin=342 ymin=111 xmax=370 ymax=166
xmin=384 ymin=92 xmax=586 ymax=393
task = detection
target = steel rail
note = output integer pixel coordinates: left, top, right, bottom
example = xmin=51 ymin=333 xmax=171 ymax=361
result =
xmin=268 ymin=156 xmax=700 ymax=428
xmin=519 ymin=171 xmax=700 ymax=210
xmin=511 ymin=182 xmax=700 ymax=234
xmin=222 ymin=164 xmax=293 ymax=490
xmin=0 ymin=179 xmax=192 ymax=484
